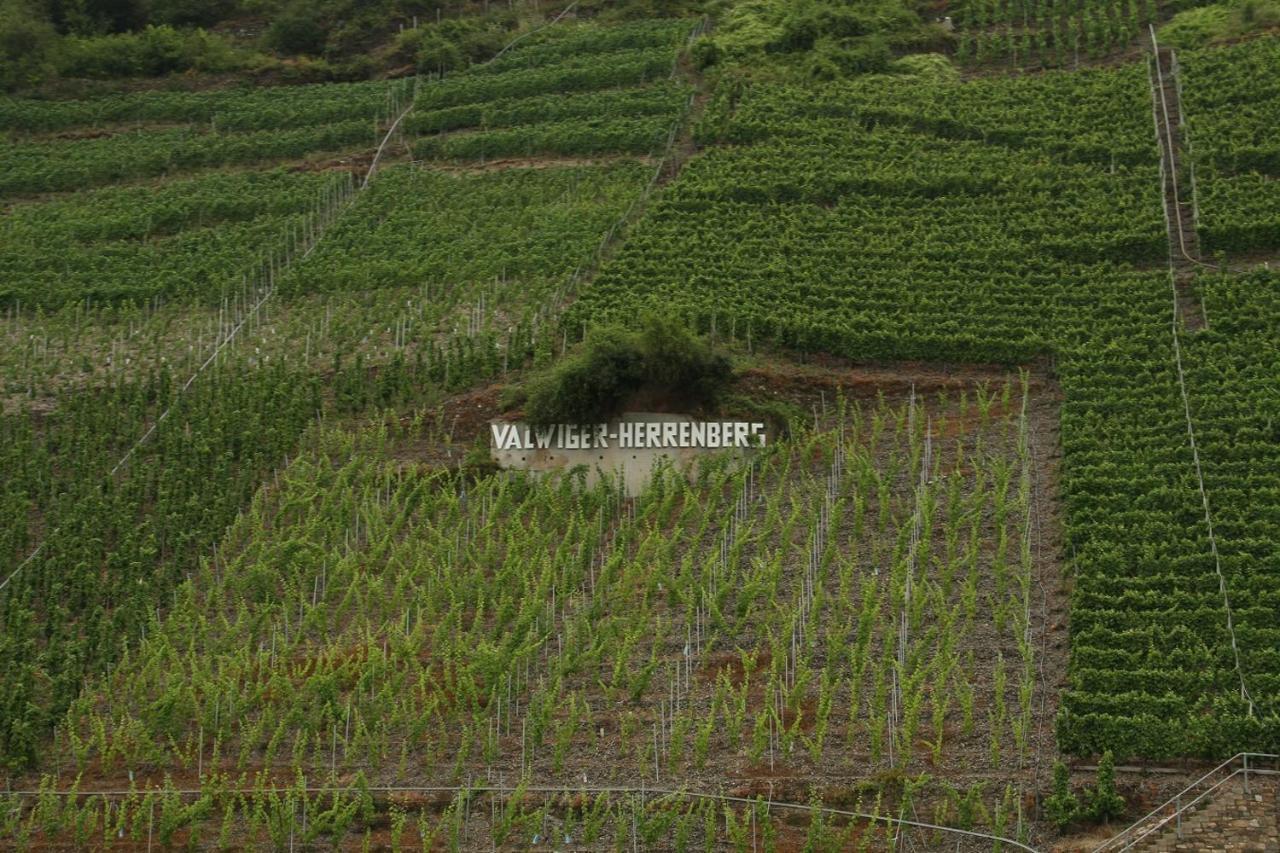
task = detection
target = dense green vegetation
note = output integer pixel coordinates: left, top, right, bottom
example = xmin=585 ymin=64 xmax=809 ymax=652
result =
xmin=0 ymin=157 xmax=661 ymax=778
xmin=0 ymin=12 xmax=674 ymax=776
xmin=1159 ymin=0 xmax=1280 ymax=48
xmin=21 ymin=383 xmax=1051 ymax=846
xmin=1180 ymin=37 xmax=1280 ymax=254
xmin=0 ymin=169 xmax=347 ymax=306
xmin=949 ymin=0 xmax=1156 ymax=68
xmin=409 ymin=18 xmax=695 ymax=161
xmin=571 ymin=60 xmax=1280 ymax=757
xmin=693 ymin=0 xmax=948 ymax=77
xmin=2 ymin=2 xmax=1280 ymax=846
xmin=405 ymin=81 xmax=690 ymax=134
xmin=519 ymin=315 xmax=731 ymax=424
xmin=0 ymin=78 xmax=402 ymax=133
xmin=0 ymin=122 xmax=372 ymax=196
xmin=0 ymin=0 xmax=709 ymax=91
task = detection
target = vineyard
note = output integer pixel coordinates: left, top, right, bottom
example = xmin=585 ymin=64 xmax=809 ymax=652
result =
xmin=1179 ymin=37 xmax=1280 ymax=254
xmin=408 ymin=19 xmax=696 ymax=162
xmin=949 ymin=0 xmax=1157 ymax=68
xmin=570 ymin=57 xmax=1280 ymax=759
xmin=0 ymin=80 xmax=411 ymax=197
xmin=1 ymin=2 xmax=1279 ymax=850
xmin=0 ymin=80 xmax=403 ymax=134
xmin=8 ymin=375 xmax=1067 ymax=848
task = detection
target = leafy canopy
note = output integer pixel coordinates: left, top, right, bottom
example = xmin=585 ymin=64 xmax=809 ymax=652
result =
xmin=520 ymin=315 xmax=731 ymax=426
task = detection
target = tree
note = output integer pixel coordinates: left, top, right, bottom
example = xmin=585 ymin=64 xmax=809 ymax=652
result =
xmin=150 ymin=0 xmax=239 ymax=28
xmin=0 ymin=0 xmax=57 ymax=90
xmin=266 ymin=0 xmax=329 ymax=55
xmin=44 ymin=0 xmax=148 ymax=34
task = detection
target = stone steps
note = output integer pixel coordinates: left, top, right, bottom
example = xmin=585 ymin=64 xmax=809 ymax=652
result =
xmin=1134 ymin=779 xmax=1279 ymax=853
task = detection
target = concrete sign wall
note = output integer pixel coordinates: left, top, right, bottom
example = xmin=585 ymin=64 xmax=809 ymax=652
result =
xmin=491 ymin=413 xmax=766 ymax=496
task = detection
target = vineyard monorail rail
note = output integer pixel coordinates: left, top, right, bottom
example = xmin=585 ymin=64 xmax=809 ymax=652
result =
xmin=1147 ymin=25 xmax=1212 ymax=334
xmin=1145 ymin=24 xmax=1254 ymax=717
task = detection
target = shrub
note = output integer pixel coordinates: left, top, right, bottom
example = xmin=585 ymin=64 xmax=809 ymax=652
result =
xmin=0 ymin=0 xmax=57 ymax=90
xmin=691 ymin=35 xmax=720 ymax=68
xmin=266 ymin=1 xmax=329 ymax=55
xmin=1159 ymin=0 xmax=1280 ymax=47
xmin=150 ymin=0 xmax=239 ymax=28
xmin=1044 ymin=761 xmax=1080 ymax=830
xmin=57 ymin=25 xmax=246 ymax=77
xmin=1085 ymin=750 xmax=1126 ymax=823
xmin=522 ymin=315 xmax=731 ymax=425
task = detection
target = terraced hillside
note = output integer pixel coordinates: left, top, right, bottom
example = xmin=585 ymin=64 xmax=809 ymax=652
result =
xmin=573 ymin=56 xmax=1280 ymax=759
xmin=1 ymin=4 xmax=1278 ymax=850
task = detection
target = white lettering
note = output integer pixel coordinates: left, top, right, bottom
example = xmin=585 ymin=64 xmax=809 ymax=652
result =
xmin=497 ymin=420 xmax=766 ymax=455
xmin=691 ymin=422 xmax=705 ymax=447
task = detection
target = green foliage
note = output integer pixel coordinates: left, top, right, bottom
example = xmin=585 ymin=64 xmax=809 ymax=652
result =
xmin=0 ymin=0 xmax=58 ymax=90
xmin=406 ymin=81 xmax=690 ymax=135
xmin=1084 ymin=750 xmax=1126 ymax=823
xmin=150 ymin=0 xmax=239 ymax=28
xmin=45 ymin=0 xmax=150 ymax=35
xmin=1159 ymin=4 xmax=1235 ymax=47
xmin=0 ymin=359 xmax=324 ymax=769
xmin=0 ymin=120 xmax=370 ymax=196
xmin=571 ymin=58 xmax=1280 ymax=762
xmin=266 ymin=0 xmax=329 ymax=55
xmin=951 ymin=0 xmax=1156 ymax=68
xmin=521 ymin=315 xmax=731 ymax=425
xmin=416 ymin=47 xmax=675 ymax=110
xmin=807 ymin=33 xmax=892 ymax=78
xmin=1044 ymin=753 xmax=1125 ymax=830
xmin=57 ymin=25 xmax=247 ymax=77
xmin=699 ymin=0 xmax=943 ymax=78
xmin=1181 ymin=37 xmax=1280 ymax=215
xmin=406 ymin=18 xmax=692 ymax=163
xmin=406 ymin=27 xmax=465 ymax=74
xmin=0 ymin=77 xmax=399 ymax=132
xmin=1044 ymin=761 xmax=1079 ymax=830
xmin=888 ymin=51 xmax=959 ymax=82
xmin=413 ymin=114 xmax=674 ymax=159
xmin=1160 ymin=0 xmax=1280 ymax=47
